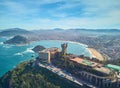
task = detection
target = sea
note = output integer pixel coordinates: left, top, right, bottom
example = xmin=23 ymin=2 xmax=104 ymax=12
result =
xmin=0 ymin=37 xmax=90 ymax=77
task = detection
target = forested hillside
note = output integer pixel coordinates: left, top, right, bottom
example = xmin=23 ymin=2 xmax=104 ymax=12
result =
xmin=0 ymin=60 xmax=84 ymax=88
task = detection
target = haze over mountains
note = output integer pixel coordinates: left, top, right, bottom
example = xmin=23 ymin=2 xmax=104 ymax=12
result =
xmin=0 ymin=28 xmax=32 ymax=36
xmin=0 ymin=28 xmax=120 ymax=35
xmin=0 ymin=28 xmax=120 ymax=38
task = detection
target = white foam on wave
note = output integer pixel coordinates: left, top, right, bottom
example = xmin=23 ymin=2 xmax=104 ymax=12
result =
xmin=2 ymin=45 xmax=12 ymax=48
xmin=13 ymin=43 xmax=30 ymax=47
xmin=13 ymin=65 xmax=16 ymax=68
xmin=22 ymin=47 xmax=34 ymax=54
xmin=14 ymin=52 xmax=23 ymax=56
xmin=1 ymin=36 xmax=14 ymax=40
xmin=14 ymin=47 xmax=34 ymax=56
xmin=0 ymin=42 xmax=3 ymax=45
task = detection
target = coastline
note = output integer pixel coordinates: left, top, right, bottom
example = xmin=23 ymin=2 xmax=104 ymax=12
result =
xmin=1 ymin=36 xmax=88 ymax=47
xmin=36 ymin=40 xmax=88 ymax=47
xmin=87 ymin=48 xmax=104 ymax=61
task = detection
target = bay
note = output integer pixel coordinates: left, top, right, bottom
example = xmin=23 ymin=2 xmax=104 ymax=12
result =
xmin=0 ymin=37 xmax=90 ymax=77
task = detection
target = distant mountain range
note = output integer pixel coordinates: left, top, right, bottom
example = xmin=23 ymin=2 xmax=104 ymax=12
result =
xmin=0 ymin=28 xmax=32 ymax=36
xmin=0 ymin=28 xmax=120 ymax=37
xmin=0 ymin=28 xmax=120 ymax=36
xmin=31 ymin=28 xmax=120 ymax=34
xmin=70 ymin=29 xmax=120 ymax=32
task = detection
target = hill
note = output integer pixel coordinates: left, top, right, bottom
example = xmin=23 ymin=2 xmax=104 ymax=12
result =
xmin=4 ymin=35 xmax=29 ymax=45
xmin=32 ymin=45 xmax=46 ymax=53
xmin=0 ymin=60 xmax=84 ymax=88
xmin=0 ymin=28 xmax=32 ymax=36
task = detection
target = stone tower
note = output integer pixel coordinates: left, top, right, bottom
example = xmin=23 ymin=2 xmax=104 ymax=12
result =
xmin=61 ymin=43 xmax=68 ymax=56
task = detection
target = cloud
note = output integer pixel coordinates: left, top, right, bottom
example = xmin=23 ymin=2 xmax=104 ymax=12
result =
xmin=81 ymin=0 xmax=120 ymax=16
xmin=0 ymin=0 xmax=120 ymax=29
xmin=14 ymin=14 xmax=119 ymax=30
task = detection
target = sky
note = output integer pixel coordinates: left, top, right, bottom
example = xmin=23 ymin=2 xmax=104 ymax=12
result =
xmin=0 ymin=0 xmax=120 ymax=30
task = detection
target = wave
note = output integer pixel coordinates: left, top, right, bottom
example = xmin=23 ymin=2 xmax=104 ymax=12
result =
xmin=0 ymin=42 xmax=3 ymax=45
xmin=14 ymin=47 xmax=34 ymax=56
xmin=2 ymin=45 xmax=12 ymax=48
xmin=12 ymin=43 xmax=30 ymax=47
xmin=14 ymin=52 xmax=23 ymax=56
xmin=13 ymin=65 xmax=16 ymax=68
xmin=22 ymin=47 xmax=34 ymax=54
xmin=15 ymin=47 xmax=34 ymax=55
xmin=1 ymin=36 xmax=13 ymax=40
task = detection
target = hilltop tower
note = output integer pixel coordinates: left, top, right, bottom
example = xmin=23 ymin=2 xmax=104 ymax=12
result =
xmin=61 ymin=43 xmax=68 ymax=56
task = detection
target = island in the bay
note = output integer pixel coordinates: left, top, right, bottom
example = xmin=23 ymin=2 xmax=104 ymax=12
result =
xmin=4 ymin=35 xmax=30 ymax=45
xmin=0 ymin=42 xmax=120 ymax=88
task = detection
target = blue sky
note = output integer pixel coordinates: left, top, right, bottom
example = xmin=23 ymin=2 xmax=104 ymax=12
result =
xmin=0 ymin=0 xmax=120 ymax=30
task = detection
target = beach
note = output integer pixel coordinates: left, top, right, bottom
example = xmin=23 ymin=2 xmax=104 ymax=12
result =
xmin=88 ymin=48 xmax=104 ymax=61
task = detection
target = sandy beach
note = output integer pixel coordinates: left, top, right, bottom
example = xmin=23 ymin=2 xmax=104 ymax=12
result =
xmin=88 ymin=48 xmax=104 ymax=61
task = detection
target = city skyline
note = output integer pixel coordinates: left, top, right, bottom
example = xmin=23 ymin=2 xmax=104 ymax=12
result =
xmin=0 ymin=0 xmax=120 ymax=30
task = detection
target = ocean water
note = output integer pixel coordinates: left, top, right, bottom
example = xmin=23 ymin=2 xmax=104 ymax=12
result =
xmin=0 ymin=37 xmax=90 ymax=77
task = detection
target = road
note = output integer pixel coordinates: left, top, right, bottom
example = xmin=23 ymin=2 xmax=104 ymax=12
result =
xmin=37 ymin=62 xmax=97 ymax=88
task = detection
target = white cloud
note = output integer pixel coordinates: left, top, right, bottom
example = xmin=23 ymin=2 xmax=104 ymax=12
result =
xmin=0 ymin=0 xmax=120 ymax=29
xmin=18 ymin=14 xmax=119 ymax=29
xmin=81 ymin=0 xmax=120 ymax=15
